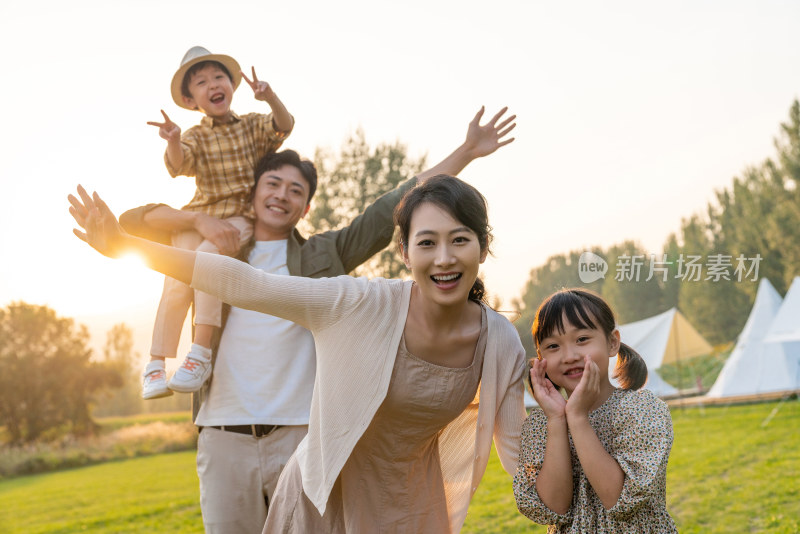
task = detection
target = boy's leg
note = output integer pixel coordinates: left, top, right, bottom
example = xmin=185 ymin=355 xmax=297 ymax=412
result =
xmin=192 ymin=216 xmax=253 ymax=328
xmin=144 ymin=229 xmax=203 ymax=399
xmin=169 ymin=217 xmax=254 ymax=393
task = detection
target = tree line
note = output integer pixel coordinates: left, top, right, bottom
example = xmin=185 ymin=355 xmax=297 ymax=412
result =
xmin=0 ymin=130 xmax=425 ymax=444
xmin=513 ymin=100 xmax=800 ymax=354
xmin=0 ymin=304 xmax=190 ymax=444
xmin=3 ymin=101 xmax=797 ymax=442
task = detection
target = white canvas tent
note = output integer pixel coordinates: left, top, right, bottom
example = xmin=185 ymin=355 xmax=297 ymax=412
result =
xmin=762 ymin=276 xmax=800 ymax=393
xmin=612 ymin=308 xmax=713 ymax=397
xmin=706 ymin=278 xmax=791 ymax=398
xmin=524 ymin=388 xmax=536 ymax=408
xmin=764 ymin=277 xmax=800 ymax=343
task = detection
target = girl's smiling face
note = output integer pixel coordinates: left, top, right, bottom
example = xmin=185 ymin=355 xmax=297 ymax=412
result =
xmin=537 ymin=312 xmax=620 ymax=395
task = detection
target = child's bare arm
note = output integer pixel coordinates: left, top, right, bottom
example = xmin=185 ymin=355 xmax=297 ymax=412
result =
xmin=566 ymin=357 xmax=625 ymax=509
xmin=241 ymin=67 xmax=293 ymax=134
xmin=529 ymin=360 xmax=574 ymax=514
xmin=567 ymin=415 xmax=625 ymax=509
xmin=147 ymin=110 xmax=184 ymax=170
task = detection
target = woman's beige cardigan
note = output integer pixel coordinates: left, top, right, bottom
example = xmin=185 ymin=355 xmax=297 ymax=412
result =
xmin=192 ymin=253 xmax=528 ymax=533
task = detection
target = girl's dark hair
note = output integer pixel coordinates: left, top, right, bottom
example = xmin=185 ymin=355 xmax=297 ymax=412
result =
xmin=394 ymin=174 xmax=492 ymax=304
xmin=531 ymin=288 xmax=648 ymax=390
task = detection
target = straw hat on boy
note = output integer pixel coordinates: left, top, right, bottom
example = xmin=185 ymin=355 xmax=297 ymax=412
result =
xmin=170 ymin=46 xmax=242 ymax=109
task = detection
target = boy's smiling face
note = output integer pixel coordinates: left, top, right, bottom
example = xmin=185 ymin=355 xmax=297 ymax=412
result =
xmin=182 ymin=63 xmax=235 ymax=122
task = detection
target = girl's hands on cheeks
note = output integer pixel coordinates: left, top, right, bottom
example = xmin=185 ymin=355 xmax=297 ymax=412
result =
xmin=530 ymin=358 xmax=566 ymax=419
xmin=565 ymin=355 xmax=601 ymax=420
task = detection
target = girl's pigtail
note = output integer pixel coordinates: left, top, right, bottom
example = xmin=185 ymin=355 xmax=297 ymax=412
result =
xmin=612 ymin=342 xmax=648 ymax=390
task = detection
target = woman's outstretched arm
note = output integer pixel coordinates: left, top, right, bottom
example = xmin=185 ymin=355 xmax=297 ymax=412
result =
xmin=69 ymin=185 xmax=363 ymax=331
xmin=69 ymin=184 xmax=197 ymax=284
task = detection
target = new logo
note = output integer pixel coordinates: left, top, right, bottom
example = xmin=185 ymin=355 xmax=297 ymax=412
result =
xmin=578 ymin=252 xmax=608 ymax=283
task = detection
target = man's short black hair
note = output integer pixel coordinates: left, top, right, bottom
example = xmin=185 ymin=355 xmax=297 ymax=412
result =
xmin=252 ymin=150 xmax=318 ymax=203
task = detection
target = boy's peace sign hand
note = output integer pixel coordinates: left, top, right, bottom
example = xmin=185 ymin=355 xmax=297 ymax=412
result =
xmin=147 ymin=110 xmax=181 ymax=143
xmin=241 ymin=67 xmax=276 ymax=102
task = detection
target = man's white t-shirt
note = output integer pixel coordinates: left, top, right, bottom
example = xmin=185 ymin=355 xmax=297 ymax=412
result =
xmin=194 ymin=240 xmax=316 ymax=426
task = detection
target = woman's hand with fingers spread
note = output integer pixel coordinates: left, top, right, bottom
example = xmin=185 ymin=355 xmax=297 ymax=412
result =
xmin=68 ymin=185 xmax=130 ymax=258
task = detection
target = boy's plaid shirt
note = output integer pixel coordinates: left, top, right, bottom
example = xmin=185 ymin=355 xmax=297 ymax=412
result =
xmin=167 ymin=111 xmax=292 ymax=220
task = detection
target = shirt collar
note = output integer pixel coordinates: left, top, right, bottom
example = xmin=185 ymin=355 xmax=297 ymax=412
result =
xmin=200 ymin=110 xmax=241 ymax=128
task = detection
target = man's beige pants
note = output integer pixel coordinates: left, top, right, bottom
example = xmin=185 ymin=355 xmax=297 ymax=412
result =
xmin=196 ymin=425 xmax=307 ymax=534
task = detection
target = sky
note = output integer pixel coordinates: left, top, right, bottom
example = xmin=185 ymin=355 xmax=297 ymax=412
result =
xmin=1 ymin=0 xmax=799 ymax=361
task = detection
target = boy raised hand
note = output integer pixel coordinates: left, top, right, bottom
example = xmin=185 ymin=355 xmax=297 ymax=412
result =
xmin=241 ymin=67 xmax=293 ymax=134
xmin=147 ymin=109 xmax=181 ymax=142
xmin=147 ymin=110 xmax=183 ymax=170
xmin=241 ymin=66 xmax=276 ymax=102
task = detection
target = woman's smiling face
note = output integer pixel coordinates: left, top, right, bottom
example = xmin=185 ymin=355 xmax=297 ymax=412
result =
xmin=402 ymin=202 xmax=487 ymax=308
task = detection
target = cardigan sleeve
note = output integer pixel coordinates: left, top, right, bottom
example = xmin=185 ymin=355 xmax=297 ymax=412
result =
xmin=492 ymin=343 xmax=528 ymax=476
xmin=191 ymin=252 xmax=366 ymax=331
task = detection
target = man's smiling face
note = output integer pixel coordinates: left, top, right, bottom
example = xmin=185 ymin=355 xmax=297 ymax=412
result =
xmin=252 ymin=165 xmax=311 ymax=240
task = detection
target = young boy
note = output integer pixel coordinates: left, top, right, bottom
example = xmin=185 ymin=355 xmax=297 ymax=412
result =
xmin=142 ymin=46 xmax=294 ymax=400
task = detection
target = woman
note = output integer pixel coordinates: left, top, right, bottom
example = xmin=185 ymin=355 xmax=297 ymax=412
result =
xmin=69 ymin=175 xmax=527 ymax=533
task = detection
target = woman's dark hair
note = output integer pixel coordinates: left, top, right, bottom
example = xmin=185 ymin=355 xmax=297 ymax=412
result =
xmin=393 ymin=174 xmax=492 ymax=304
xmin=531 ymin=288 xmax=647 ymax=390
xmin=181 ymin=60 xmax=233 ymax=99
xmin=251 ymin=149 xmax=318 ymax=203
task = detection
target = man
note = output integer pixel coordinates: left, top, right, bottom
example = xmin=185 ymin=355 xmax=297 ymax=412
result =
xmin=119 ymin=107 xmax=515 ymax=533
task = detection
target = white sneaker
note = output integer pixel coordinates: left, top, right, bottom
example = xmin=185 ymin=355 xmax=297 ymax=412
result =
xmin=168 ymin=344 xmax=213 ymax=393
xmin=142 ymin=361 xmax=173 ymax=400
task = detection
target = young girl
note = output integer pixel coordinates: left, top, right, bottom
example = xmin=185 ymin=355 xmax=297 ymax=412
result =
xmin=69 ymin=175 xmax=527 ymax=534
xmin=513 ymin=288 xmax=677 ymax=533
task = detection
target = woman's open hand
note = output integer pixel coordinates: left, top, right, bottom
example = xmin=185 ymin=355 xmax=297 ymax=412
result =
xmin=68 ymin=185 xmax=129 ymax=259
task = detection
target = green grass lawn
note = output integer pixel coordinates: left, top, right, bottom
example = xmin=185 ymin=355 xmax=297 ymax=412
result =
xmin=0 ymin=452 xmax=202 ymax=533
xmin=666 ymin=398 xmax=800 ymax=534
xmin=1 ymin=400 xmax=798 ymax=533
xmin=0 ymin=411 xmax=197 ymax=479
